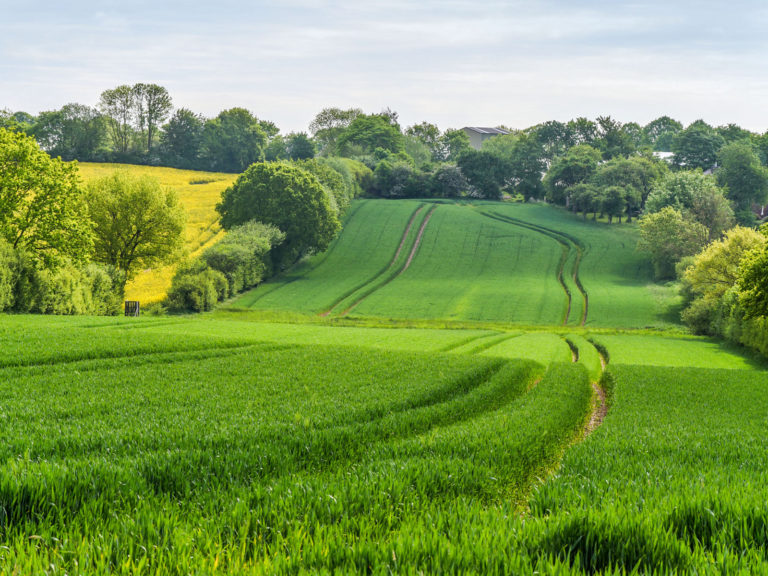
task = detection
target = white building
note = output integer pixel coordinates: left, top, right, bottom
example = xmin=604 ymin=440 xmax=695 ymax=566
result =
xmin=462 ymin=127 xmax=511 ymax=150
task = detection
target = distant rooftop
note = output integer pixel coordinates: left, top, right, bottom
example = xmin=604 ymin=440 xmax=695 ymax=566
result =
xmin=463 ymin=127 xmax=511 ymax=135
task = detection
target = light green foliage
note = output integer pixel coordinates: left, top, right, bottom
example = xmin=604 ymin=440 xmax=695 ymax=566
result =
xmin=738 ymin=231 xmax=768 ymax=319
xmin=638 ymin=206 xmax=709 ymax=279
xmin=680 ymin=226 xmax=765 ymax=333
xmin=87 ymin=170 xmax=186 ymax=283
xmin=201 ymin=220 xmax=284 ymax=295
xmin=336 ymin=113 xmax=404 ymax=156
xmin=217 ymin=162 xmax=340 ymax=265
xmin=646 ymin=170 xmax=734 ymax=239
xmin=0 ymin=128 xmax=93 ymax=268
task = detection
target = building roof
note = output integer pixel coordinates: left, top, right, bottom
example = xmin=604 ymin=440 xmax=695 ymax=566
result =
xmin=463 ymin=127 xmax=511 ymax=135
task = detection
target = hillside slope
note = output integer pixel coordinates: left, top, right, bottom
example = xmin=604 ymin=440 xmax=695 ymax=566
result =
xmin=234 ymin=199 xmax=678 ymax=328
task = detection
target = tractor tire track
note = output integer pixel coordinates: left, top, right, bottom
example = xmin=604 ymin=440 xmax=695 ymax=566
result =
xmin=477 ymin=210 xmax=589 ymax=326
xmin=319 ymin=204 xmax=426 ymax=317
xmin=341 ymin=205 xmax=437 ymax=317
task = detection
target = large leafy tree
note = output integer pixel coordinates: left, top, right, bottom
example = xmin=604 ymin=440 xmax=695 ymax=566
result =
xmin=592 ymin=156 xmax=668 ymax=220
xmin=672 ymin=120 xmax=725 ymax=170
xmin=716 ymin=141 xmax=768 ymax=219
xmin=638 ymin=206 xmax=709 ymax=279
xmin=202 ymin=108 xmax=267 ymax=173
xmin=643 ymin=116 xmax=683 ymax=152
xmin=217 ymin=163 xmax=340 ymax=264
xmin=32 ymin=103 xmax=105 ymax=161
xmin=308 ymin=107 xmax=362 ymax=155
xmin=645 ymin=171 xmax=733 ymax=240
xmin=544 ymin=144 xmax=602 ymax=206
xmin=457 ymin=149 xmax=507 ymax=199
xmin=738 ymin=227 xmax=768 ymax=319
xmin=87 ymin=171 xmax=186 ymax=286
xmin=132 ymin=83 xmax=172 ymax=154
xmin=0 ymin=128 xmax=93 ymax=267
xmin=160 ymin=108 xmax=205 ymax=169
xmin=336 ymin=114 xmax=404 ymax=156
xmin=99 ymin=85 xmax=135 ymax=155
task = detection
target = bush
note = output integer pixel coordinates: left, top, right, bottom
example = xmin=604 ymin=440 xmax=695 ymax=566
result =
xmin=0 ymin=239 xmax=15 ymax=312
xmin=167 ymin=265 xmax=228 ymax=313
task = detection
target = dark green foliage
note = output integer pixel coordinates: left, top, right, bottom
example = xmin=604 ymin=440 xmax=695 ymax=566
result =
xmin=31 ymin=103 xmax=106 ymax=161
xmin=159 ymin=108 xmax=205 ymax=169
xmin=672 ymin=120 xmax=725 ymax=170
xmin=544 ymin=144 xmax=602 ymax=205
xmin=201 ymin=108 xmax=267 ymax=173
xmin=457 ymin=149 xmax=507 ymax=199
xmin=430 ymin=164 xmax=468 ymax=197
xmin=716 ymin=140 xmax=768 ymax=215
xmin=217 ymin=162 xmax=340 ymax=265
xmin=285 ymin=131 xmax=316 ymax=160
xmin=644 ymin=115 xmax=683 ymax=152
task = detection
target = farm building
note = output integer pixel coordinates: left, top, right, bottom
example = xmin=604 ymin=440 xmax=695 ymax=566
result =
xmin=463 ymin=126 xmax=511 ymax=149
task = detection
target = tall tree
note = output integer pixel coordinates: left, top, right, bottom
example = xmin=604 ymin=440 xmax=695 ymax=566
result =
xmin=99 ymin=85 xmax=135 ymax=155
xmin=132 ymin=83 xmax=172 ymax=154
xmin=643 ymin=116 xmax=682 ymax=152
xmin=286 ymin=132 xmax=316 ymax=160
xmin=406 ymin=122 xmax=441 ymax=160
xmin=32 ymin=103 xmax=105 ymax=161
xmin=672 ymin=120 xmax=725 ymax=170
xmin=160 ymin=108 xmax=205 ymax=169
xmin=202 ymin=108 xmax=267 ymax=173
xmin=336 ymin=114 xmax=405 ymax=156
xmin=638 ymin=206 xmax=709 ymax=279
xmin=595 ymin=115 xmax=635 ymax=159
xmin=645 ymin=171 xmax=734 ymax=240
xmin=86 ymin=171 xmax=186 ymax=286
xmin=544 ymin=144 xmax=602 ymax=206
xmin=0 ymin=128 xmax=93 ymax=267
xmin=308 ymin=107 xmax=362 ymax=155
xmin=716 ymin=141 xmax=768 ymax=219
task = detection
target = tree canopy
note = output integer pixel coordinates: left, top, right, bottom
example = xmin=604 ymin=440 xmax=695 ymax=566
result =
xmin=0 ymin=128 xmax=93 ymax=267
xmin=86 ymin=171 xmax=186 ymax=285
xmin=216 ymin=162 xmax=341 ymax=265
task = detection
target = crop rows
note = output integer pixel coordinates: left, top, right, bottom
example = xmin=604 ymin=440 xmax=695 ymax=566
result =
xmin=0 ymin=316 xmax=595 ymax=574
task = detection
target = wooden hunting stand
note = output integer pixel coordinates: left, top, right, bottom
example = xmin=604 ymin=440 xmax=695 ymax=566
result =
xmin=124 ymin=301 xmax=140 ymax=317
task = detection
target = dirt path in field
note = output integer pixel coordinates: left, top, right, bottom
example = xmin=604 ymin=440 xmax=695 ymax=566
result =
xmin=582 ymin=346 xmax=608 ymax=439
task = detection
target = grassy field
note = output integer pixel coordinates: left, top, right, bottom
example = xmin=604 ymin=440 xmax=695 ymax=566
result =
xmin=1 ymin=314 xmax=765 ymax=573
xmin=78 ymin=163 xmax=237 ymax=303
xmin=236 ymin=199 xmax=678 ymax=329
xmin=5 ymin=174 xmax=767 ymax=572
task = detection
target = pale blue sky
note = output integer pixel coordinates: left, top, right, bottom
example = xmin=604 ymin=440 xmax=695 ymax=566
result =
xmin=2 ymin=1 xmax=768 ymax=133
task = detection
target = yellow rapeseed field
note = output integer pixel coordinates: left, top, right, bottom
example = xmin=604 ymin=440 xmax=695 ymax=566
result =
xmin=78 ymin=163 xmax=237 ymax=304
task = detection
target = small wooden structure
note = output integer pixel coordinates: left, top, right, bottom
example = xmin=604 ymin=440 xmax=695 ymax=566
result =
xmin=124 ymin=301 xmax=140 ymax=317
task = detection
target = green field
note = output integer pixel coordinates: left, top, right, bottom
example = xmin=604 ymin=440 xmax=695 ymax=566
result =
xmin=3 ymin=194 xmax=767 ymax=573
xmin=1 ymin=314 xmax=766 ymax=573
xmin=235 ymin=199 xmax=678 ymax=329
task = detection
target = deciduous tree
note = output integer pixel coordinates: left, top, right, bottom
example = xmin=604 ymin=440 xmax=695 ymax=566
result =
xmin=86 ymin=171 xmax=186 ymax=285
xmin=0 ymin=128 xmax=93 ymax=267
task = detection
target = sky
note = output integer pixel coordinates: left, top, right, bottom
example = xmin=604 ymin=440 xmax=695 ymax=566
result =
xmin=2 ymin=0 xmax=768 ymax=134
